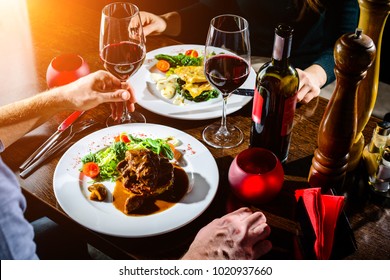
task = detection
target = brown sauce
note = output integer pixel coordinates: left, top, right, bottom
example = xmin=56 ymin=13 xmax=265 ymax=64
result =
xmin=113 ymin=165 xmax=189 ymax=216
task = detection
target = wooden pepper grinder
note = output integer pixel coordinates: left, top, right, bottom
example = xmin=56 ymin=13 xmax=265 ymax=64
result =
xmin=308 ymin=29 xmax=376 ymax=193
xmin=348 ymin=0 xmax=390 ymax=171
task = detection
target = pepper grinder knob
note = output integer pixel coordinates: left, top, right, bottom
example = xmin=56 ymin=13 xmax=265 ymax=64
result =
xmin=334 ymin=28 xmax=376 ymax=77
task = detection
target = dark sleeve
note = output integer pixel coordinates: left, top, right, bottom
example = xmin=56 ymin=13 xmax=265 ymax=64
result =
xmin=314 ymin=0 xmax=359 ymax=85
xmin=176 ymin=0 xmax=238 ymax=44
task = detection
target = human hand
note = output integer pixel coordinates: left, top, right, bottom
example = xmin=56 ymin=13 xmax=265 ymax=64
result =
xmin=140 ymin=11 xmax=167 ymax=36
xmin=296 ymin=65 xmax=326 ymax=104
xmin=140 ymin=11 xmax=181 ymax=37
xmin=181 ymin=207 xmax=272 ymax=260
xmin=59 ymin=70 xmax=136 ymax=120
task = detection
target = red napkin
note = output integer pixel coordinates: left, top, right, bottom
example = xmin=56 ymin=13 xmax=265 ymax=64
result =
xmin=295 ymin=188 xmax=344 ymax=260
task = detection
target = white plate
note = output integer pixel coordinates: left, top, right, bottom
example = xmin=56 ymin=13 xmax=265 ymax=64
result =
xmin=130 ymin=44 xmax=255 ymax=120
xmin=53 ymin=123 xmax=219 ymax=237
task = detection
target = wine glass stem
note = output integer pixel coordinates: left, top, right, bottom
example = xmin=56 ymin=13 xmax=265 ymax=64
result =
xmin=218 ymin=95 xmax=229 ymax=136
xmin=121 ymin=102 xmax=130 ymax=122
xmin=120 ymin=81 xmax=130 ymax=122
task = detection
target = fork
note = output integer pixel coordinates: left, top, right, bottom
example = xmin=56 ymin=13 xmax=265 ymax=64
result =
xmin=20 ymin=119 xmax=98 ymax=178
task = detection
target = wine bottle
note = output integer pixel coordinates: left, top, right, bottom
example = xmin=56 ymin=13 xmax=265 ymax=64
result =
xmin=249 ymin=24 xmax=299 ymax=163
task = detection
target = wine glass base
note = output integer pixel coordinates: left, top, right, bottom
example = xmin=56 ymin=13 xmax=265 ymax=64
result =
xmin=202 ymin=122 xmax=243 ymax=149
xmin=105 ymin=111 xmax=146 ymax=126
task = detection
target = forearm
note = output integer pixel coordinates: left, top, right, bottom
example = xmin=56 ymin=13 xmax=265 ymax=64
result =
xmin=0 ymin=70 xmax=133 ymax=149
xmin=317 ymin=0 xmax=359 ymax=85
xmin=0 ymin=88 xmax=69 ymax=148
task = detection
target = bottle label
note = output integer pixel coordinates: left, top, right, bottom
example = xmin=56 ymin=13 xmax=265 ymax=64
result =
xmin=281 ymin=93 xmax=297 ymax=136
xmin=252 ymin=86 xmax=269 ymax=124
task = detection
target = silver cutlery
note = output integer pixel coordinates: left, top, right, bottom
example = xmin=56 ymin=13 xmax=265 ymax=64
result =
xmin=19 ymin=111 xmax=84 ymax=170
xmin=20 ymin=119 xmax=98 ymax=178
xmin=234 ymin=88 xmax=254 ymax=96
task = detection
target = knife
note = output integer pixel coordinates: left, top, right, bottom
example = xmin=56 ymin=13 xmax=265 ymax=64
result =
xmin=19 ymin=110 xmax=84 ymax=170
xmin=19 ymin=117 xmax=98 ymax=179
xmin=234 ymin=88 xmax=255 ymax=96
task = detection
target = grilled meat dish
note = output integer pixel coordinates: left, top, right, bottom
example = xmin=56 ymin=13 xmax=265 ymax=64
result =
xmin=115 ymin=149 xmax=174 ymax=214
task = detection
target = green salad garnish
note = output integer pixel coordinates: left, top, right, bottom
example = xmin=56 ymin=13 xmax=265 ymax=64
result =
xmin=81 ymin=133 xmax=175 ymax=181
xmin=155 ymin=53 xmax=202 ymax=68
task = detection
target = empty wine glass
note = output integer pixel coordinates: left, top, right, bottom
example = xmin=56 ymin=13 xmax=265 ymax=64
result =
xmin=203 ymin=14 xmax=251 ymax=148
xmin=100 ymin=2 xmax=146 ymax=125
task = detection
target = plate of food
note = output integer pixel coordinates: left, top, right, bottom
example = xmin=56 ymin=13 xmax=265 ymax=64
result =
xmin=53 ymin=123 xmax=219 ymax=237
xmin=130 ymin=44 xmax=255 ymax=120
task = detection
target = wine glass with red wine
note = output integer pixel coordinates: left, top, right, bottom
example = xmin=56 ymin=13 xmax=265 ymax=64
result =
xmin=203 ymin=14 xmax=251 ymax=148
xmin=100 ymin=2 xmax=146 ymax=125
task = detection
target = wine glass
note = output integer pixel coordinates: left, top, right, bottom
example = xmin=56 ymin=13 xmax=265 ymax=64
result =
xmin=100 ymin=2 xmax=146 ymax=125
xmin=203 ymin=14 xmax=251 ymax=148
xmin=228 ymin=148 xmax=284 ymax=204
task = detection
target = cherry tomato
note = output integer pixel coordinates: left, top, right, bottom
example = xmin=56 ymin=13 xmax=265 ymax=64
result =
xmin=120 ymin=134 xmax=130 ymax=143
xmin=185 ymin=49 xmax=198 ymax=58
xmin=114 ymin=133 xmax=130 ymax=143
xmin=82 ymin=162 xmax=100 ymax=178
xmin=156 ymin=59 xmax=170 ymax=72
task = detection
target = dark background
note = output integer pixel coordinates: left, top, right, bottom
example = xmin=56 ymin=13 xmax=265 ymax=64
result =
xmin=84 ymin=0 xmax=389 ymax=83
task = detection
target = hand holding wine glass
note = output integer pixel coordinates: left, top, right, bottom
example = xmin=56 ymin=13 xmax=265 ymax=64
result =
xmin=203 ymin=14 xmax=251 ymax=148
xmin=100 ymin=2 xmax=146 ymax=125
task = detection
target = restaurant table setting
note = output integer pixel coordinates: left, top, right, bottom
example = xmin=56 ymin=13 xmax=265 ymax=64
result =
xmin=1 ymin=0 xmax=389 ymax=260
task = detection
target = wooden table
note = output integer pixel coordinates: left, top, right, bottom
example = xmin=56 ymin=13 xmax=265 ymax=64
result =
xmin=1 ymin=0 xmax=389 ymax=260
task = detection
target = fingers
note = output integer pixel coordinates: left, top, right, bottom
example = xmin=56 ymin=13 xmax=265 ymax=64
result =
xmin=235 ymin=209 xmax=272 ymax=259
xmin=241 ymin=210 xmax=270 ymax=243
xmin=139 ymin=11 xmax=165 ymax=36
xmin=106 ymin=90 xmax=135 ymax=121
xmin=243 ymin=211 xmax=272 ymax=259
xmin=94 ymin=70 xmax=122 ymax=90
xmin=245 ymin=209 xmax=267 ymax=225
xmin=98 ymin=79 xmax=137 ymax=120
xmin=121 ymin=83 xmax=137 ymax=104
xmin=225 ymin=207 xmax=253 ymax=219
xmin=143 ymin=25 xmax=156 ymax=37
xmin=296 ymin=67 xmax=323 ymax=104
xmin=182 ymin=208 xmax=272 ymax=260
xmin=299 ymin=89 xmax=320 ymax=104
xmin=297 ymin=83 xmax=311 ymax=103
xmin=224 ymin=207 xmax=270 ymax=238
xmin=252 ymin=223 xmax=271 ymax=240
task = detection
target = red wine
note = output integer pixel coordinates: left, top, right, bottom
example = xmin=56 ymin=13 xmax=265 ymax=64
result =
xmin=101 ymin=41 xmax=145 ymax=81
xmin=250 ymin=25 xmax=299 ymax=163
xmin=205 ymin=54 xmax=249 ymax=96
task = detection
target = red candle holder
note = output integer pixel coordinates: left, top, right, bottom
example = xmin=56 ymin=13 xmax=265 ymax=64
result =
xmin=228 ymin=147 xmax=284 ymax=204
xmin=46 ymin=54 xmax=90 ymax=88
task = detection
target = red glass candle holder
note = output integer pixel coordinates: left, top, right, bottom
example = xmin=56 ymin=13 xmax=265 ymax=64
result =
xmin=46 ymin=54 xmax=90 ymax=88
xmin=228 ymin=147 xmax=284 ymax=204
